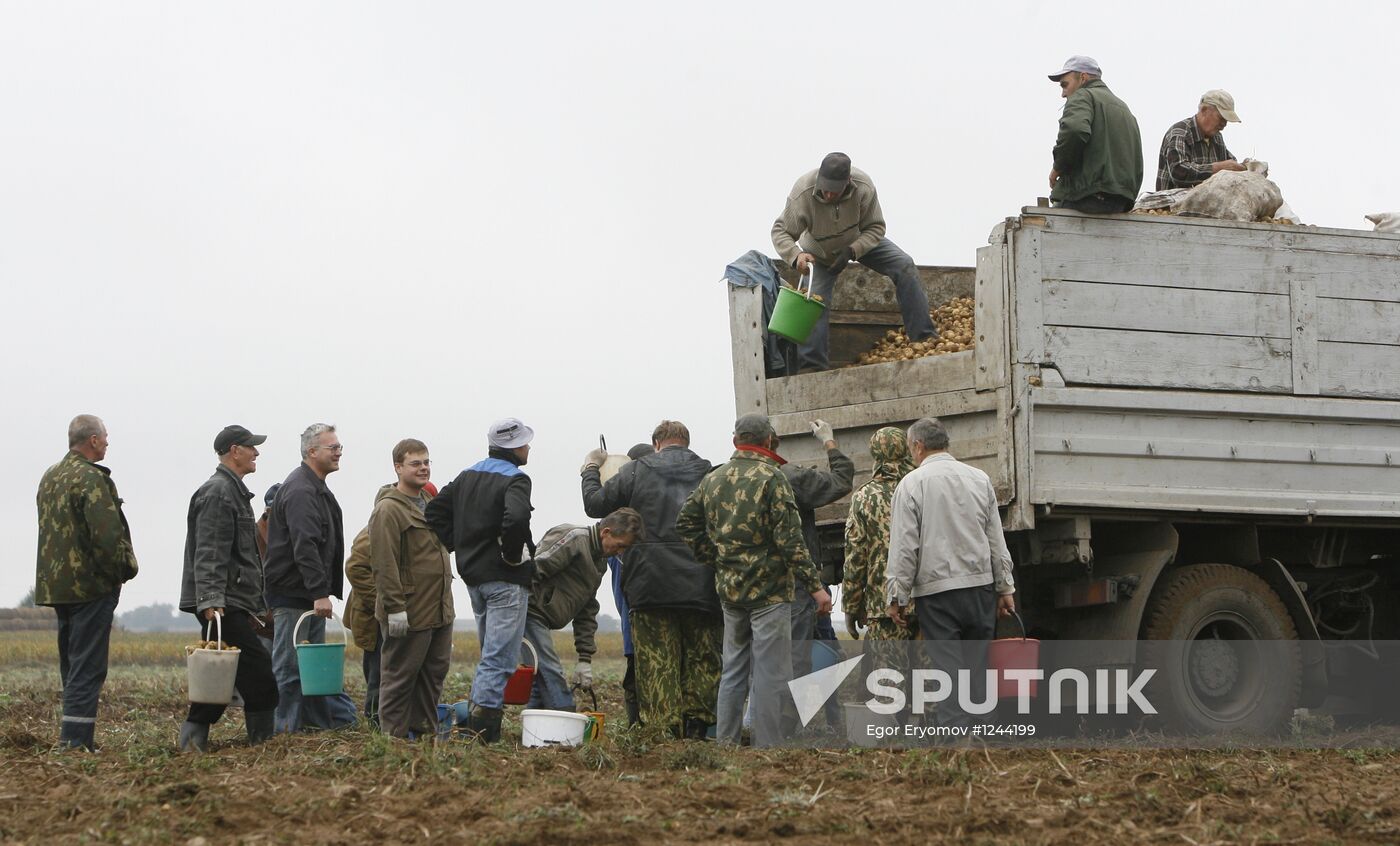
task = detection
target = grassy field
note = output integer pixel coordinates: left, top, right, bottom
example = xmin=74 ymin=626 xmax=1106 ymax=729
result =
xmin=2 ymin=633 xmax=1399 ymax=844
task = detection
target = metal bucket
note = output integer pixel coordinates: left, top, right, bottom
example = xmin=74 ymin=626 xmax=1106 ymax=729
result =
xmin=293 ymin=610 xmax=348 ymax=696
xmin=186 ymin=613 xmax=240 ymax=705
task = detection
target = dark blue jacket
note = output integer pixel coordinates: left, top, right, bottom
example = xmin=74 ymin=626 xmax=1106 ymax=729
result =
xmin=426 ymin=448 xmax=535 ymax=587
xmin=262 ymin=462 xmax=345 ymax=605
xmin=582 ymin=445 xmax=719 ymax=614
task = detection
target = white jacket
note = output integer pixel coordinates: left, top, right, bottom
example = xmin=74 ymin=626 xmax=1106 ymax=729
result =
xmin=885 ymin=453 xmax=1015 ymax=605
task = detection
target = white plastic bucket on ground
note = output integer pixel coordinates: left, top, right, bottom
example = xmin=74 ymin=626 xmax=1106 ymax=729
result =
xmin=842 ymin=701 xmax=899 ymax=748
xmin=521 ymin=709 xmax=590 ymax=747
xmin=186 ymin=613 xmax=240 ymax=705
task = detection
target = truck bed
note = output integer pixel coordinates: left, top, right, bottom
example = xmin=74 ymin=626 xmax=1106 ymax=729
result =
xmin=729 ymin=208 xmax=1400 ymax=534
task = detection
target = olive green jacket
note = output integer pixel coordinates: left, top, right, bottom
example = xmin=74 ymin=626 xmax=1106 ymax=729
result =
xmin=1050 ymin=79 xmax=1144 ymax=204
xmin=35 ymin=451 xmax=139 ymax=605
xmin=676 ymin=448 xmax=819 ymax=608
xmin=528 ymin=523 xmax=606 ymax=662
xmin=370 ymin=486 xmax=454 ymax=632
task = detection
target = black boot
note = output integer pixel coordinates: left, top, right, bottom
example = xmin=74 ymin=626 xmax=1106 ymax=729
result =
xmin=463 ymin=705 xmax=503 ymax=744
xmin=59 ymin=720 xmax=96 ymax=752
xmin=683 ymin=717 xmax=711 ymax=741
xmin=178 ymin=720 xmax=210 ymax=753
xmin=246 ymin=711 xmax=275 ymax=745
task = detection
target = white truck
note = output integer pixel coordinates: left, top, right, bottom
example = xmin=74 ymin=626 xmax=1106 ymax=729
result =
xmin=728 ymin=207 xmax=1400 ymax=732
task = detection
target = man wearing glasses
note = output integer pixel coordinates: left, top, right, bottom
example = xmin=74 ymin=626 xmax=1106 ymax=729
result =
xmin=263 ymin=423 xmax=358 ymax=733
xmin=1046 ymin=55 xmax=1143 ymax=215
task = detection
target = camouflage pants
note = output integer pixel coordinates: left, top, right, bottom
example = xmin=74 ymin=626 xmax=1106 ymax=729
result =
xmin=864 ymin=616 xmax=918 ymax=641
xmin=631 ymin=609 xmax=723 ymax=731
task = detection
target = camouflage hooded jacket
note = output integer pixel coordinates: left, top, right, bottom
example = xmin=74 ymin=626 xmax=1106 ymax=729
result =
xmin=676 ymin=447 xmax=819 ymax=608
xmin=842 ymin=428 xmax=915 ymax=623
xmin=35 ymin=451 xmax=139 ymax=605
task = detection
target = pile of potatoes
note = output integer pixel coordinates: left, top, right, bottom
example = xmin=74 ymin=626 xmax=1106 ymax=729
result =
xmin=186 ymin=640 xmax=239 ymax=654
xmin=855 ymin=297 xmax=976 ymax=366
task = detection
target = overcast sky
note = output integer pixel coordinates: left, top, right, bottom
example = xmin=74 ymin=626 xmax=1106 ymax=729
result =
xmin=4 ymin=1 xmax=1397 ymax=619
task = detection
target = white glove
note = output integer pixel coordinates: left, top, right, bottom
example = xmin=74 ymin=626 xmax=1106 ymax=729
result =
xmin=571 ymin=660 xmax=593 ymax=689
xmin=580 ymin=447 xmax=608 ymax=474
xmin=811 ymin=419 xmax=835 ymax=445
xmin=385 ymin=611 xmax=409 ymax=638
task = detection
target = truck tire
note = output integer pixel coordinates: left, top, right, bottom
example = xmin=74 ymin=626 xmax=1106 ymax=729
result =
xmin=1141 ymin=564 xmax=1301 ymax=735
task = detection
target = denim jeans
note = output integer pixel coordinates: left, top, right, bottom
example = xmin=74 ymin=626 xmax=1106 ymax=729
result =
xmin=718 ymin=601 xmax=792 ymax=748
xmin=524 ymin=614 xmax=574 ymax=711
xmin=799 ymin=238 xmax=936 ymax=371
xmin=55 ymin=589 xmax=120 ymax=746
xmin=270 ymin=607 xmax=358 ymax=733
xmin=467 ymin=581 xmax=528 ymax=710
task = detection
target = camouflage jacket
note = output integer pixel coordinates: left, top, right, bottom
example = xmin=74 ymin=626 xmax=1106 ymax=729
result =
xmin=843 ymin=427 xmax=915 ymax=623
xmin=676 ymin=447 xmax=819 ymax=608
xmin=35 ymin=451 xmax=139 ymax=605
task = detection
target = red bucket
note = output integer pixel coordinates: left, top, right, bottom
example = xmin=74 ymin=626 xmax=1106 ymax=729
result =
xmin=987 ymin=611 xmax=1040 ymax=699
xmin=502 ymin=638 xmax=539 ymax=706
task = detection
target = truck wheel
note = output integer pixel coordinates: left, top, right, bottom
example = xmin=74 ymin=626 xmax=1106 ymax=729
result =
xmin=1141 ymin=564 xmax=1300 ymax=735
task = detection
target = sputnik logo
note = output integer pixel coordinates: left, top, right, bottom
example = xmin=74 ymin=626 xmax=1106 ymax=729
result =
xmin=788 ymin=655 xmax=864 ymax=726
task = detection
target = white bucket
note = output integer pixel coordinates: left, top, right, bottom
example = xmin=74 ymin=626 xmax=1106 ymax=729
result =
xmin=520 ymin=708 xmax=590 ymax=748
xmin=842 ymin=701 xmax=899 ymax=748
xmin=186 ymin=613 xmax=240 ymax=705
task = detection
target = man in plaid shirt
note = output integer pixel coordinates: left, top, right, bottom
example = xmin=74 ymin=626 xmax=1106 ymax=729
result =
xmin=1156 ymin=90 xmax=1246 ymax=190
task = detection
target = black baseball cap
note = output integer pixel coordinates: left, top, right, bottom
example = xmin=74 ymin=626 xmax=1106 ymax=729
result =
xmin=816 ymin=152 xmax=852 ymax=194
xmin=214 ymin=425 xmax=267 ymax=455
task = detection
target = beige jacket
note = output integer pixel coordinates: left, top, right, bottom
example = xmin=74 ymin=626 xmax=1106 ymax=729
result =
xmin=370 ymin=486 xmax=455 ymax=631
xmin=770 ymin=166 xmax=886 ymax=268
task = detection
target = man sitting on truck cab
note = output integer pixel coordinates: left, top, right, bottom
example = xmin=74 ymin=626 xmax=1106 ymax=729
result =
xmin=771 ymin=152 xmax=937 ymax=373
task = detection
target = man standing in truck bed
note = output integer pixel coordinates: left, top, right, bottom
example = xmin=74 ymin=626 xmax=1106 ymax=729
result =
xmin=771 ymin=152 xmax=936 ymax=373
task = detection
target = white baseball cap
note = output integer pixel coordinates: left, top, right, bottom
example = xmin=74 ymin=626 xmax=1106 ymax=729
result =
xmin=1048 ymin=55 xmax=1102 ymax=80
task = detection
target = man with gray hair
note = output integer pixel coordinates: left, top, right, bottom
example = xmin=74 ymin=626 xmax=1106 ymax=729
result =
xmin=263 ymin=423 xmax=358 ymax=732
xmin=1156 ymin=90 xmax=1246 ymax=190
xmin=885 ymin=418 xmax=1016 ymax=729
xmin=35 ymin=414 xmax=139 ymax=751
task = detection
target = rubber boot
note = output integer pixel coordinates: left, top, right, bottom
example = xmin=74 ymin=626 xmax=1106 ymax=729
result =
xmin=463 ymin=705 xmax=503 ymax=744
xmin=59 ymin=720 xmax=96 ymax=752
xmin=683 ymin=717 xmax=712 ymax=741
xmin=246 ymin=711 xmax=275 ymax=746
xmin=178 ymin=720 xmax=210 ymax=753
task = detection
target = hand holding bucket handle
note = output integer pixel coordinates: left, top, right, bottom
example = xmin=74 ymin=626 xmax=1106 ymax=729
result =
xmin=796 ymin=266 xmax=816 ymax=301
xmin=293 ymin=609 xmax=349 ymax=645
xmin=204 ymin=611 xmax=223 ymax=650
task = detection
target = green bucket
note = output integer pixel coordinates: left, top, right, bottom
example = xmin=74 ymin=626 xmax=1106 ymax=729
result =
xmin=767 ymin=277 xmax=826 ymax=343
xmin=293 ymin=610 xmax=348 ymax=696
